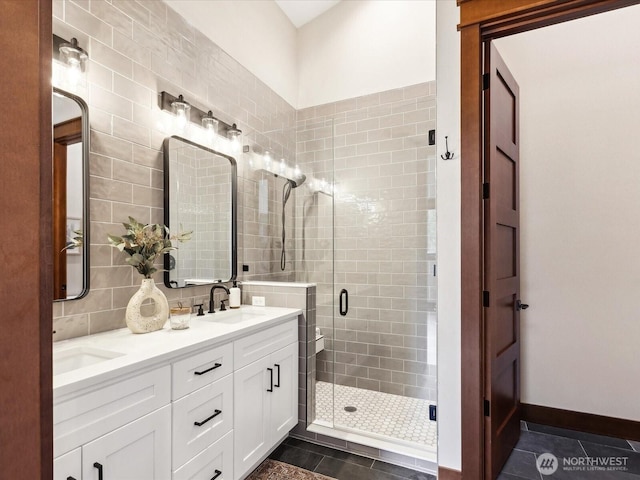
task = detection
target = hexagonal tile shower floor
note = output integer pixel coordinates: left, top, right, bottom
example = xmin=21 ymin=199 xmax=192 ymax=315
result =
xmin=314 ymin=381 xmax=437 ymax=449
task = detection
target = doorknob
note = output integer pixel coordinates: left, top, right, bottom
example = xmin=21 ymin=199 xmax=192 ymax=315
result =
xmin=516 ymin=300 xmax=529 ymax=311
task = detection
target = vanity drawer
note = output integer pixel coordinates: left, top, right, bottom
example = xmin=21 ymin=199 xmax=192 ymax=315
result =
xmin=54 ymin=365 xmax=171 ymax=457
xmin=234 ymin=318 xmax=298 ymax=370
xmin=173 ymin=430 xmax=233 ymax=480
xmin=172 ymin=374 xmax=233 ymax=469
xmin=172 ymin=342 xmax=233 ymax=400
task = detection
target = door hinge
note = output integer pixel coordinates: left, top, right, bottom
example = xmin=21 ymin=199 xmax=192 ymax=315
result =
xmin=482 ymin=290 xmax=490 ymax=307
xmin=482 ymin=182 xmax=490 ymax=199
xmin=484 ymin=399 xmax=491 ymax=417
xmin=483 ymin=73 xmax=490 ymax=90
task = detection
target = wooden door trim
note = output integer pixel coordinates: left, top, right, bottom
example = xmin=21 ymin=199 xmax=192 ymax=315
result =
xmin=458 ymin=1 xmax=638 ymax=478
xmin=0 ymin=0 xmax=52 ymax=478
xmin=522 ymin=403 xmax=640 ymax=442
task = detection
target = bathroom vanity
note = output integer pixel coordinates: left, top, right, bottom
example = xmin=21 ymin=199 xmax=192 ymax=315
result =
xmin=52 ymin=306 xmax=300 ymax=480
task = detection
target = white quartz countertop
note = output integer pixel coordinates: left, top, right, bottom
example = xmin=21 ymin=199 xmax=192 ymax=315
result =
xmin=52 ymin=305 xmax=301 ymax=399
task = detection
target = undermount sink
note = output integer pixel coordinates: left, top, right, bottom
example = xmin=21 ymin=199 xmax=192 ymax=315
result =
xmin=53 ymin=346 xmax=125 ymax=376
xmin=204 ymin=307 xmax=266 ymax=324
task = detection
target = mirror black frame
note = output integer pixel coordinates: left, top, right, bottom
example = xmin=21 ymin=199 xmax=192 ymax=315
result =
xmin=162 ymin=135 xmax=237 ymax=288
xmin=53 ymin=87 xmax=90 ymax=302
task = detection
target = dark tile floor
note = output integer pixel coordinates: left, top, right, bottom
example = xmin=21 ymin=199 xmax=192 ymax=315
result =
xmin=499 ymin=422 xmax=640 ymax=479
xmin=269 ymin=437 xmax=435 ymax=480
xmin=269 ymin=423 xmax=640 ymax=480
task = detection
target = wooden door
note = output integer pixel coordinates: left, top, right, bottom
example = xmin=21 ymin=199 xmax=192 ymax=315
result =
xmin=483 ymin=42 xmax=522 ymax=480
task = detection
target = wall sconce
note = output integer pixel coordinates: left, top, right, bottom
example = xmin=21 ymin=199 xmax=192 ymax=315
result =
xmin=227 ymin=123 xmax=242 ymax=152
xmin=159 ymin=91 xmax=242 ymax=146
xmin=171 ymin=95 xmax=191 ymax=131
xmin=53 ymin=35 xmax=88 ymax=89
xmin=202 ymin=110 xmax=219 ymax=136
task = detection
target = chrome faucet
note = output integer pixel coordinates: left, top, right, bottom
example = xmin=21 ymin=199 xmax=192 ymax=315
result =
xmin=209 ymin=284 xmax=230 ymax=313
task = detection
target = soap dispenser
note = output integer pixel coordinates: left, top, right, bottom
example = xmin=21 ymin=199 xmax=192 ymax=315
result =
xmin=229 ymin=280 xmax=241 ymax=309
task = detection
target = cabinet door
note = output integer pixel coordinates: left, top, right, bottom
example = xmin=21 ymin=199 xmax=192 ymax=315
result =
xmin=82 ymin=405 xmax=171 ymax=480
xmin=270 ymin=342 xmax=299 ymax=440
xmin=233 ymin=358 xmax=270 ymax=479
xmin=54 ymin=447 xmax=81 ymax=480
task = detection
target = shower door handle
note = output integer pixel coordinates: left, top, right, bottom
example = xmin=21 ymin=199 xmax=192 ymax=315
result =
xmin=339 ymin=289 xmax=348 ymax=316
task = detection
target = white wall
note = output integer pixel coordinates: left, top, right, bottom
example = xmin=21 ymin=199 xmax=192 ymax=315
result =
xmin=436 ymin=0 xmax=461 ymax=471
xmin=495 ymin=4 xmax=640 ymax=422
xmin=165 ymin=0 xmax=298 ymax=107
xmin=297 ymin=0 xmax=436 ymax=108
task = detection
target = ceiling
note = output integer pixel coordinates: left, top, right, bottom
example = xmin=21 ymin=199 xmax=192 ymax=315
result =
xmin=274 ymin=0 xmax=341 ymax=28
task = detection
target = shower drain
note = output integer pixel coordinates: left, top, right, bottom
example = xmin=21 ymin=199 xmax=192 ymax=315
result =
xmin=344 ymin=406 xmax=357 ymax=413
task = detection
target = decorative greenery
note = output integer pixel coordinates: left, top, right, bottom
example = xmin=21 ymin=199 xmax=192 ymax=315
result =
xmin=63 ymin=229 xmax=83 ymax=251
xmin=108 ymin=217 xmax=192 ymax=279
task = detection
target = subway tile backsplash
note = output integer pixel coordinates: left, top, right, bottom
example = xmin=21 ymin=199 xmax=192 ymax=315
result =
xmin=52 ymin=0 xmax=297 ymax=339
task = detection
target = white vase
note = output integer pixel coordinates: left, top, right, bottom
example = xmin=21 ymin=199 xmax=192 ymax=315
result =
xmin=126 ymin=278 xmax=169 ymax=334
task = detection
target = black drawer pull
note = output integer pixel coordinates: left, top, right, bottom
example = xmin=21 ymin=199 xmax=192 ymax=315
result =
xmin=194 ymin=409 xmax=222 ymax=427
xmin=267 ymin=367 xmax=273 ymax=392
xmin=274 ymin=364 xmax=281 ymax=388
xmin=93 ymin=462 xmax=103 ymax=480
xmin=211 ymin=470 xmax=222 ymax=480
xmin=67 ymin=477 xmax=77 ymax=480
xmin=194 ymin=363 xmax=222 ymax=376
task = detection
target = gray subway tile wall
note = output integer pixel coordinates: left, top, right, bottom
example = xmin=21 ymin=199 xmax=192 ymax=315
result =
xmin=52 ymin=0 xmax=298 ymax=339
xmin=295 ymin=83 xmax=437 ymax=401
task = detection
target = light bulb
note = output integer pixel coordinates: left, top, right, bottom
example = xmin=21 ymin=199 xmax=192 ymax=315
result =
xmin=230 ymin=135 xmax=240 ymax=152
xmin=176 ymin=109 xmax=188 ymax=130
xmin=279 ymin=159 xmax=286 ymax=174
xmin=66 ymin=62 xmax=82 ymax=88
xmin=171 ymin=95 xmax=191 ymax=132
xmin=202 ymin=111 xmax=218 ymax=137
xmin=264 ymin=151 xmax=272 ymax=170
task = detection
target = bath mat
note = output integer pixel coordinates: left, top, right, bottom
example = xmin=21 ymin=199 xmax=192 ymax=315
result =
xmin=246 ymin=459 xmax=337 ymax=480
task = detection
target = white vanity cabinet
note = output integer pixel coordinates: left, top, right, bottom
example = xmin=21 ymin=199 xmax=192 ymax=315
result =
xmin=53 ymin=366 xmax=172 ymax=480
xmin=53 ymin=309 xmax=300 ymax=480
xmin=233 ymin=321 xmax=298 ymax=479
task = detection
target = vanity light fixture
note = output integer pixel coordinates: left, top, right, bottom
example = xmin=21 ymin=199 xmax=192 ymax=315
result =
xmin=159 ymin=91 xmax=242 ymax=141
xmin=227 ymin=123 xmax=242 ymax=152
xmin=171 ymin=95 xmax=191 ymax=130
xmin=202 ymin=110 xmax=219 ymax=135
xmin=53 ymin=35 xmax=89 ymax=88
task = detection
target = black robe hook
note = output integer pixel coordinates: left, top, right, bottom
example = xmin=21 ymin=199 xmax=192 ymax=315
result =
xmin=441 ymin=136 xmax=454 ymax=160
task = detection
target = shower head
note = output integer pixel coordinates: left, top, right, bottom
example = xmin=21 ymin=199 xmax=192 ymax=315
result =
xmin=289 ymin=174 xmax=306 ymax=188
xmin=256 ymin=166 xmax=306 ymax=188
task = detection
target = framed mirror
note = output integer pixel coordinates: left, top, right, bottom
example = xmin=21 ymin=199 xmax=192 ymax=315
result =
xmin=163 ymin=136 xmax=237 ymax=288
xmin=52 ymin=87 xmax=90 ymax=301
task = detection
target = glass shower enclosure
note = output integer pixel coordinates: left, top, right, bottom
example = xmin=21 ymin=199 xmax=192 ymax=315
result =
xmin=295 ymin=84 xmax=438 ymax=461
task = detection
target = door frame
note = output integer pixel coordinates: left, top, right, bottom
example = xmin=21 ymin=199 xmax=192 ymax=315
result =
xmin=0 ymin=0 xmax=53 ymax=478
xmin=458 ymin=0 xmax=639 ymax=478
